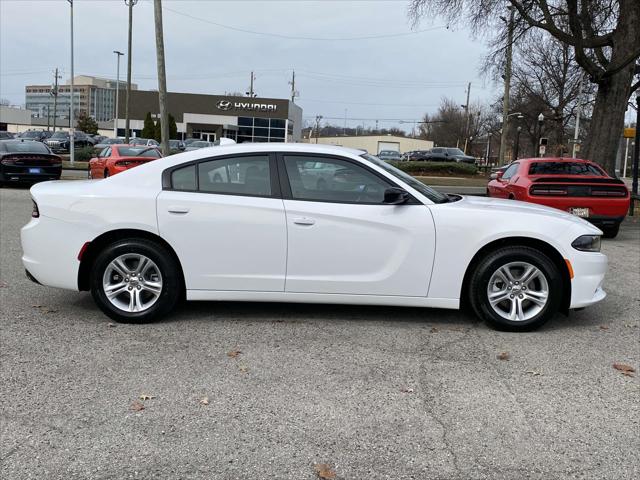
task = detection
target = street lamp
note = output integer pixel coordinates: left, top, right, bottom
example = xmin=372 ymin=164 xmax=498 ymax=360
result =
xmin=537 ymin=113 xmax=545 ymax=157
xmin=113 ymin=51 xmax=124 ymax=137
xmin=513 ymin=126 xmax=522 ymax=161
xmin=67 ymin=0 xmax=75 ymax=164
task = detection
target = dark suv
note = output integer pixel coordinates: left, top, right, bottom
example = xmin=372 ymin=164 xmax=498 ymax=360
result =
xmin=424 ymin=147 xmax=476 ymax=164
xmin=17 ymin=130 xmax=51 ymax=142
xmin=44 ymin=131 xmax=93 ymax=153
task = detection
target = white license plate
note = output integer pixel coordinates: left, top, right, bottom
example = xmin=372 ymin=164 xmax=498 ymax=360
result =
xmin=570 ymin=207 xmax=590 ymax=218
xmin=28 ymin=168 xmax=42 ymax=174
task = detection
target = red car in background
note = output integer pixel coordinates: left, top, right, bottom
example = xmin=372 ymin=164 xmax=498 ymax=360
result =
xmin=89 ymin=145 xmax=162 ymax=179
xmin=487 ymin=157 xmax=630 ymax=238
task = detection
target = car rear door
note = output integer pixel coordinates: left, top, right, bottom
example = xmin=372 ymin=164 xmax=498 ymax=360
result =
xmin=279 ymin=153 xmax=435 ymax=297
xmin=156 ymin=153 xmax=287 ymax=292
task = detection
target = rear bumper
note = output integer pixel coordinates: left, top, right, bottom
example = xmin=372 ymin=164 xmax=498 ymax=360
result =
xmin=1 ymin=166 xmax=61 ymax=183
xmin=585 ymin=215 xmax=625 ymax=228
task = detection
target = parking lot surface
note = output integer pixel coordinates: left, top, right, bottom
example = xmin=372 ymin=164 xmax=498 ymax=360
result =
xmin=1 ymin=185 xmax=639 ymax=480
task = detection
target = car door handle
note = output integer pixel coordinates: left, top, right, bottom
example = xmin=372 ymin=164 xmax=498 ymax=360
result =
xmin=292 ymin=217 xmax=315 ymax=226
xmin=168 ymin=206 xmax=190 ymax=214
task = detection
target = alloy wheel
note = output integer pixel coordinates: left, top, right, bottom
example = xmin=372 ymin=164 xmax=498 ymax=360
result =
xmin=102 ymin=254 xmax=163 ymax=313
xmin=486 ymin=261 xmax=549 ymax=322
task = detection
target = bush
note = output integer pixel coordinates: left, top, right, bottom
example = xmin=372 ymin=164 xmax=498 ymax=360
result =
xmin=388 ymin=161 xmax=477 ymax=176
xmin=74 ymin=146 xmax=96 ymax=162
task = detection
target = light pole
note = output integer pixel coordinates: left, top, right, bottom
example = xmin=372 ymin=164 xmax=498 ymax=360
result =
xmin=537 ymin=113 xmax=545 ymax=157
xmin=485 ymin=132 xmax=492 ymax=165
xmin=67 ymin=0 xmax=75 ymax=164
xmin=513 ymin=126 xmax=522 ymax=161
xmin=630 ymin=90 xmax=639 ymax=215
xmin=314 ymin=115 xmax=323 ymax=144
xmin=113 ymin=50 xmax=124 ymax=137
xmin=124 ymin=0 xmax=138 ymax=143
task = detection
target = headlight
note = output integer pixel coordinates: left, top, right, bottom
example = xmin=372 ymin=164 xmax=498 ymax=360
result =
xmin=571 ymin=235 xmax=601 ymax=252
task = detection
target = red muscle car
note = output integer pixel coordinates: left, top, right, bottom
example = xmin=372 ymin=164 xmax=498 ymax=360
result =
xmin=89 ymin=145 xmax=162 ymax=179
xmin=487 ymin=157 xmax=630 ymax=238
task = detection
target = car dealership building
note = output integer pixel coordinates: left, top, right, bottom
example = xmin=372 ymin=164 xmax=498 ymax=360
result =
xmin=117 ymin=90 xmax=303 ymax=143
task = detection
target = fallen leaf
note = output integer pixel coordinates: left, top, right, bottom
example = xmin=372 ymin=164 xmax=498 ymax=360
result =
xmin=139 ymin=394 xmax=155 ymax=401
xmin=400 ymin=387 xmax=414 ymax=394
xmin=314 ymin=463 xmax=336 ymax=480
xmin=613 ymin=363 xmax=635 ymax=377
xmin=131 ymin=400 xmax=145 ymax=412
xmin=624 ymin=323 xmax=638 ymax=328
xmin=227 ymin=349 xmax=242 ymax=358
xmin=0 ymin=281 xmax=8 ymax=288
xmin=200 ymin=396 xmax=209 ymax=406
xmin=497 ymin=352 xmax=510 ymax=361
xmin=239 ymin=365 xmax=249 ymax=373
xmin=430 ymin=327 xmax=439 ymax=333
xmin=107 ymin=322 xmax=116 ymax=328
xmin=599 ymin=325 xmax=609 ymax=330
xmin=525 ymin=370 xmax=543 ymax=376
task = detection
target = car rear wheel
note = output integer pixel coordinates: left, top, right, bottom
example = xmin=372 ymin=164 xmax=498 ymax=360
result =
xmin=469 ymin=246 xmax=563 ymax=331
xmin=601 ymin=224 xmax=620 ymax=239
xmin=90 ymin=238 xmax=182 ymax=323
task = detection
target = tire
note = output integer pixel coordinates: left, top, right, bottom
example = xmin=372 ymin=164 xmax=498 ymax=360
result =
xmin=601 ymin=224 xmax=619 ymax=239
xmin=468 ymin=246 xmax=563 ymax=331
xmin=104 ymin=169 xmax=109 ymax=178
xmin=90 ymin=238 xmax=182 ymax=323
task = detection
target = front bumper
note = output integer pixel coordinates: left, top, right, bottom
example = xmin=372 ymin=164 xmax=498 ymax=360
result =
xmin=569 ymin=251 xmax=608 ymax=309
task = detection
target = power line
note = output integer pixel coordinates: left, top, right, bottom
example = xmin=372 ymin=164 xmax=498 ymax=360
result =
xmin=162 ymin=5 xmax=445 ymax=41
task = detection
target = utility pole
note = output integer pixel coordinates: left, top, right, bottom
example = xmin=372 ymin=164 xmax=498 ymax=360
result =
xmin=113 ymin=51 xmax=124 ymax=137
xmin=572 ymin=75 xmax=585 ymax=158
xmin=51 ymin=68 xmax=61 ymax=132
xmin=498 ymin=7 xmax=515 ymax=165
xmin=631 ymin=91 xmax=639 ymax=215
xmin=289 ymin=70 xmax=298 ymax=102
xmin=248 ymin=71 xmax=256 ymax=97
xmin=315 ymin=115 xmax=323 ymax=144
xmin=67 ymin=0 xmax=75 ymax=164
xmin=124 ymin=0 xmax=138 ymax=143
xmin=153 ymin=0 xmax=170 ymax=156
xmin=462 ymin=82 xmax=471 ymax=154
xmin=343 ymin=109 xmax=347 ymax=136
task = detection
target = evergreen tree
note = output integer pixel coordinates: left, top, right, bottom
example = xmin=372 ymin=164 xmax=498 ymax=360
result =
xmin=154 ymin=119 xmax=162 ymax=142
xmin=168 ymin=114 xmax=178 ymax=140
xmin=141 ymin=112 xmax=155 ymax=139
xmin=76 ymin=112 xmax=98 ymax=135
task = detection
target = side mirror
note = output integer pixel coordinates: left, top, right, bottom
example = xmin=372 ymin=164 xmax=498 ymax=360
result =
xmin=496 ymin=171 xmax=504 ymax=180
xmin=489 ymin=173 xmax=498 ymax=180
xmin=384 ymin=187 xmax=410 ymax=205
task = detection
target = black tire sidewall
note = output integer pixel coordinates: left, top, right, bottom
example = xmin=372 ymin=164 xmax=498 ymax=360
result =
xmin=90 ymin=239 xmax=181 ymax=323
xmin=470 ymin=247 xmax=563 ymax=331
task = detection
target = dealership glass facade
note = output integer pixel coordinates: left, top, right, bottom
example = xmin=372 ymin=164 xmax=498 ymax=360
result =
xmin=236 ymin=117 xmax=287 ymax=143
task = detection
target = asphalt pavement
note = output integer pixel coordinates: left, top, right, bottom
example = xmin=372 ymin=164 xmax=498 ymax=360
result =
xmin=1 ymin=186 xmax=638 ymax=480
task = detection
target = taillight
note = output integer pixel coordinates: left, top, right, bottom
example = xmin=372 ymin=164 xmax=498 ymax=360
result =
xmin=31 ymin=200 xmax=40 ymax=218
xmin=1 ymin=158 xmax=16 ymax=166
xmin=590 ymin=189 xmax=627 ymax=197
xmin=530 ymin=186 xmax=568 ymax=196
xmin=116 ymin=161 xmax=135 ymax=167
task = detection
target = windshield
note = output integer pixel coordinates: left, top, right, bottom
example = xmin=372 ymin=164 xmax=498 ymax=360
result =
xmin=446 ymin=148 xmax=465 ymax=156
xmin=103 ymin=138 xmax=124 ymax=145
xmin=20 ymin=131 xmax=42 ymax=138
xmin=529 ymin=162 xmax=605 ymax=176
xmin=50 ymin=132 xmax=68 ymax=139
xmin=2 ymin=141 xmax=50 ymax=153
xmin=362 ymin=153 xmax=449 ymax=204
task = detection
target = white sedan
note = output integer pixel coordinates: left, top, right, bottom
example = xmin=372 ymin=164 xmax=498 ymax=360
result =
xmin=21 ymin=144 xmax=607 ymax=331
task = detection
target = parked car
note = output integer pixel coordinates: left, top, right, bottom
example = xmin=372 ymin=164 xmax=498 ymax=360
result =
xmin=377 ymin=150 xmax=402 ymax=161
xmin=130 ymin=138 xmax=160 ymax=147
xmin=44 ymin=131 xmax=93 ymax=153
xmin=89 ymin=145 xmax=162 ymax=178
xmin=0 ymin=132 xmax=15 ymax=140
xmin=93 ymin=137 xmax=126 ymax=152
xmin=185 ymin=140 xmax=215 ymax=151
xmin=23 ymin=144 xmax=606 ymax=331
xmin=425 ymin=147 xmax=476 ymax=164
xmin=402 ymin=150 xmax=430 ymax=161
xmin=0 ymin=139 xmax=61 ymax=184
xmin=183 ymin=138 xmax=202 ymax=146
xmin=17 ymin=130 xmax=51 ymax=142
xmin=91 ymin=135 xmax=106 ymax=144
xmin=487 ymin=157 xmax=630 ymax=238
xmin=169 ymin=139 xmax=185 ymax=151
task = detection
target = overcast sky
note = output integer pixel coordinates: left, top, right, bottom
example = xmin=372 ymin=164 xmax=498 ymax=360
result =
xmin=0 ymin=0 xmax=499 ymax=131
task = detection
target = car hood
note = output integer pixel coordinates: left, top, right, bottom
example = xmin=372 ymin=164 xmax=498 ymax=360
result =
xmin=452 ymin=194 xmax=600 ymax=231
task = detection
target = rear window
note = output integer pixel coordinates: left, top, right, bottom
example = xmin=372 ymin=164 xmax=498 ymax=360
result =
xmin=528 ymin=162 xmax=605 ymax=176
xmin=1 ymin=141 xmax=50 ymax=153
xmin=117 ymin=147 xmax=160 ymax=157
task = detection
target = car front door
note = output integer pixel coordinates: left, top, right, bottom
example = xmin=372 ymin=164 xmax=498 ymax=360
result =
xmin=279 ymin=154 xmax=436 ymax=297
xmin=156 ymin=153 xmax=287 ymax=292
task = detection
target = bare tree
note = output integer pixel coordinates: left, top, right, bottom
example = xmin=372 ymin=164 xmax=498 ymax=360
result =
xmin=409 ymin=0 xmax=640 ymax=173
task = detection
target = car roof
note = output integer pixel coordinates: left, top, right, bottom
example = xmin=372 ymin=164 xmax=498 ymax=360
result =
xmin=517 ymin=157 xmax=595 ymax=163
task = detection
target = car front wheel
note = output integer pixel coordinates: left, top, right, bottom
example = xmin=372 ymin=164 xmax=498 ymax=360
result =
xmin=469 ymin=246 xmax=563 ymax=331
xmin=90 ymin=238 xmax=182 ymax=323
